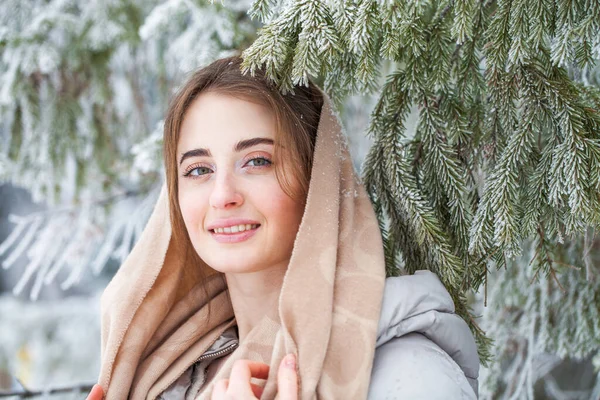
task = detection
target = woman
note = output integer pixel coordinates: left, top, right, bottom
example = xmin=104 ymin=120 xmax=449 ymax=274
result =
xmin=89 ymin=56 xmax=479 ymax=400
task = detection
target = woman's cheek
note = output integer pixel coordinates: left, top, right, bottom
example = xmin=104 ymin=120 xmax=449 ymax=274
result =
xmin=179 ymin=189 xmax=207 ymax=240
xmin=269 ymin=192 xmax=305 ymax=233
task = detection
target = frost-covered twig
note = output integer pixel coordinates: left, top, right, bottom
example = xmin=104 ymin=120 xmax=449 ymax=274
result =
xmin=0 ymin=186 xmax=160 ymax=300
xmin=583 ymin=227 xmax=596 ymax=282
xmin=479 ymin=239 xmax=600 ymax=399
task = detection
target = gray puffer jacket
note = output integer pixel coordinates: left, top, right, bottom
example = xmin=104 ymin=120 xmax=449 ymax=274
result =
xmin=159 ymin=270 xmax=479 ymax=399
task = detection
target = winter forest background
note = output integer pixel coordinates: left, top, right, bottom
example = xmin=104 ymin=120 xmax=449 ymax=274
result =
xmin=1 ymin=0 xmax=599 ymax=398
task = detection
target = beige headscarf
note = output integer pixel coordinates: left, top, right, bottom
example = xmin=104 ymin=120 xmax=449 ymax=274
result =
xmin=98 ymin=91 xmax=386 ymax=399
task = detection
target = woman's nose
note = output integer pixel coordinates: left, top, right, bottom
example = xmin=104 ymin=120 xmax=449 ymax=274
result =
xmin=209 ymin=173 xmax=244 ymax=209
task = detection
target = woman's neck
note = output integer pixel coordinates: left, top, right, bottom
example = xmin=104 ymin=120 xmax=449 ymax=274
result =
xmin=224 ymin=262 xmax=287 ymax=342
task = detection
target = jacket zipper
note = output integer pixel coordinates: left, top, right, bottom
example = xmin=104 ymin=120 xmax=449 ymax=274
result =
xmin=154 ymin=341 xmax=239 ymax=399
xmin=196 ymin=341 xmax=239 ymax=363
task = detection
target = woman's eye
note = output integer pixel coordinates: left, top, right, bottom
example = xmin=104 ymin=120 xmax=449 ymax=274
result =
xmin=186 ymin=166 xmax=212 ymax=177
xmin=184 ymin=157 xmax=270 ymax=179
xmin=246 ymin=157 xmax=272 ymax=167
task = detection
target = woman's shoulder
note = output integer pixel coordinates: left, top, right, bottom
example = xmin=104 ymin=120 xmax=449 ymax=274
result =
xmin=369 ymin=270 xmax=480 ymax=399
xmin=369 ymin=333 xmax=477 ymax=399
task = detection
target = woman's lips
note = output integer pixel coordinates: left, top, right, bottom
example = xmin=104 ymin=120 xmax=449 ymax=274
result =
xmin=209 ymin=225 xmax=260 ymax=243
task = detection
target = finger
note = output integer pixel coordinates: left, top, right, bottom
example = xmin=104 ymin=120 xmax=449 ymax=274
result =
xmin=230 ymin=359 xmax=270 ymax=382
xmin=250 ymin=383 xmax=264 ymax=398
xmin=212 ymin=379 xmax=229 ymax=399
xmin=85 ymin=384 xmax=104 ymax=400
xmin=228 ymin=360 xmax=270 ymax=396
xmin=277 ymin=354 xmax=298 ymax=400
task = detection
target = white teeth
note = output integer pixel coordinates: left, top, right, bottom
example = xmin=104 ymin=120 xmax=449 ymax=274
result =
xmin=213 ymin=224 xmax=259 ymax=234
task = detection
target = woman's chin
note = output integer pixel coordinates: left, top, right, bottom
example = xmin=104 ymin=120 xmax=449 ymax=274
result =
xmin=205 ymin=258 xmax=264 ymax=274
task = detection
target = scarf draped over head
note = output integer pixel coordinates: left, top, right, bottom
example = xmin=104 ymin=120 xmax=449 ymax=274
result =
xmin=98 ymin=89 xmax=386 ymax=399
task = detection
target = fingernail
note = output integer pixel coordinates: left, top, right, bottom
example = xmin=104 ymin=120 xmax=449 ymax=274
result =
xmin=284 ymin=353 xmax=296 ymax=369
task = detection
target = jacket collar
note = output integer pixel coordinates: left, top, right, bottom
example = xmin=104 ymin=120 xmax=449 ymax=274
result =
xmin=376 ymin=270 xmax=480 ymax=396
xmin=198 ymin=271 xmax=480 ymax=396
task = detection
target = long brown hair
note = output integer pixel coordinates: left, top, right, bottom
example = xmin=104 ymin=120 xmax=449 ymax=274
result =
xmin=163 ymin=55 xmax=323 ymax=283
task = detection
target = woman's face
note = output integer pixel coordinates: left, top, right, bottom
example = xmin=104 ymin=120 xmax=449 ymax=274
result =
xmin=177 ymin=92 xmax=305 ymax=274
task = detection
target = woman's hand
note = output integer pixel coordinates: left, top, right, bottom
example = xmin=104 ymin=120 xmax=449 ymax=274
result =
xmin=212 ymin=353 xmax=297 ymax=399
xmin=85 ymin=384 xmax=104 ymax=400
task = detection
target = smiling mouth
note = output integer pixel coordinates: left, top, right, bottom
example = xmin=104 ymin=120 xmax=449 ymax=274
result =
xmin=209 ymin=224 xmax=261 ymax=234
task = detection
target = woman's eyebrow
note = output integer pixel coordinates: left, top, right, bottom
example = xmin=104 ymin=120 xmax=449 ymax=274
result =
xmin=234 ymin=137 xmax=274 ymax=152
xmin=179 ymin=137 xmax=274 ymax=166
xmin=179 ymin=148 xmax=210 ymax=166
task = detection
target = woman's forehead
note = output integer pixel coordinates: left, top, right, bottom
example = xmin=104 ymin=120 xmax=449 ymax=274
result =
xmin=177 ymin=92 xmax=276 ymax=153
